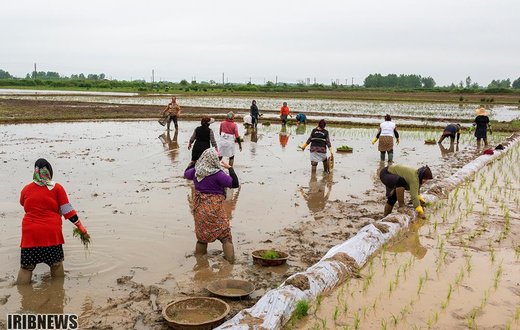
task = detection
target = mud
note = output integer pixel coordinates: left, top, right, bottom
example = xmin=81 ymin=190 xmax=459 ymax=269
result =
xmin=0 ymin=119 xmax=509 ymax=329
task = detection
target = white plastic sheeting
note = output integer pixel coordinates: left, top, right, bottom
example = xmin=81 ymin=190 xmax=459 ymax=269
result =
xmin=216 ymin=133 xmax=520 ymax=330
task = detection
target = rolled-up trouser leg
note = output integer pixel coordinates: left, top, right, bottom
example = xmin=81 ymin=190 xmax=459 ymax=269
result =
xmin=396 ymin=187 xmax=405 ymax=207
xmin=384 ymin=203 xmax=394 ymax=216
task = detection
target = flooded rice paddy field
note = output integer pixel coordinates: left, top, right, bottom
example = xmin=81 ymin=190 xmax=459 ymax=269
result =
xmin=2 ymin=93 xmax=520 ymax=122
xmin=0 ymin=120 xmax=509 ymax=328
xmin=296 ymin=143 xmax=520 ymax=330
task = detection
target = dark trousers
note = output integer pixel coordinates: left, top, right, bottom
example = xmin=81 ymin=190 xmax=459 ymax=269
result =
xmin=379 ymin=167 xmax=408 ymax=206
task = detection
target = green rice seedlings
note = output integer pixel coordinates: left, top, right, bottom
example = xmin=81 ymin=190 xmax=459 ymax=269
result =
xmin=466 ymin=309 xmax=477 ymax=329
xmin=417 ymin=275 xmax=426 ymax=296
xmin=292 ymin=299 xmax=310 ymax=320
xmin=380 ymin=318 xmax=387 ymax=330
xmin=514 ymin=243 xmax=520 ymax=261
xmin=392 ymin=314 xmax=401 ymax=327
xmin=315 ymin=293 xmax=323 ymax=312
xmin=362 ymin=306 xmax=368 ymax=320
xmin=73 ymin=227 xmax=91 ymax=250
xmin=489 ymin=242 xmax=496 ymax=264
xmin=343 ymin=301 xmax=349 ymax=314
xmin=465 ymin=254 xmax=473 ymax=274
xmin=319 ymin=318 xmax=327 ymax=330
xmin=514 ymin=306 xmax=520 ymax=322
xmin=388 ymin=280 xmax=395 ymax=297
xmin=353 ymin=312 xmax=360 ymax=330
xmin=399 ymin=305 xmax=409 ymax=320
xmin=333 ymin=306 xmax=339 ymax=322
xmin=454 ymin=267 xmax=465 ymax=287
xmin=493 ymin=263 xmax=503 ymax=290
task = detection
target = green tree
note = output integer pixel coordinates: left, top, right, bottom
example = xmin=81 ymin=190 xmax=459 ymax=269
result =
xmin=512 ymin=77 xmax=520 ymax=89
xmin=421 ymin=76 xmax=436 ymax=88
xmin=0 ymin=69 xmax=12 ymax=79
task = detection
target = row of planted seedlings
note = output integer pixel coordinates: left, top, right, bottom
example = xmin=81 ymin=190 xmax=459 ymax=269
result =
xmin=289 ymin=141 xmax=520 ymax=330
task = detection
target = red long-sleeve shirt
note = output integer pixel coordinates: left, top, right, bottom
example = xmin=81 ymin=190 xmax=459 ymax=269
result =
xmin=19 ymin=182 xmax=77 ymax=248
xmin=280 ymin=105 xmax=291 ymax=116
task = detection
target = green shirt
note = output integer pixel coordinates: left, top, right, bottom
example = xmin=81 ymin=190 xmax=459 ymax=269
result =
xmin=388 ymin=164 xmax=421 ymax=208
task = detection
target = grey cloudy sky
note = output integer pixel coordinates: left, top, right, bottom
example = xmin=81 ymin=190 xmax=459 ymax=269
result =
xmin=2 ymin=0 xmax=519 ymax=86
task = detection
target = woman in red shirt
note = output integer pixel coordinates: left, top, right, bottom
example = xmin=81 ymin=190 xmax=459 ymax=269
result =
xmin=17 ymin=159 xmax=89 ymax=284
xmin=280 ymin=102 xmax=292 ymax=126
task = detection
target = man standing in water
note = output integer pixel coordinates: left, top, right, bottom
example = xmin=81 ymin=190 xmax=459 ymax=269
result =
xmin=160 ymin=97 xmax=181 ymax=131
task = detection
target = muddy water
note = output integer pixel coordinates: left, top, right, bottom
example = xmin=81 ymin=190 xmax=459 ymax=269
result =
xmin=0 ymin=120 xmax=507 ymax=328
xmin=296 ymin=142 xmax=520 ymax=329
xmin=2 ymin=93 xmax=519 ymax=121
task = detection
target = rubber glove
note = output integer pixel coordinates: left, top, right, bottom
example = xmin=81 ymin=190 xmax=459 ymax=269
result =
xmin=415 ymin=205 xmax=425 ymax=216
xmin=396 ymin=138 xmax=400 ymax=145
xmin=371 ymin=137 xmax=378 ymax=145
xmin=299 ymin=142 xmax=308 ymax=150
xmin=75 ymin=219 xmax=88 ymax=235
xmin=418 ymin=195 xmax=426 ymax=205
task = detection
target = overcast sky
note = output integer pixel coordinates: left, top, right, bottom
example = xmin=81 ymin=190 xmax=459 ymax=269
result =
xmin=1 ymin=0 xmax=519 ymax=86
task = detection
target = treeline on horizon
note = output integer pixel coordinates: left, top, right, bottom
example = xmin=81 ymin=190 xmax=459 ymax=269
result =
xmin=0 ymin=69 xmax=519 ymax=93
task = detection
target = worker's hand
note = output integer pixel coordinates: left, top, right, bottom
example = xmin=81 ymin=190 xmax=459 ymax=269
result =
xmin=299 ymin=142 xmax=308 ymax=151
xmin=220 ymin=160 xmax=231 ymax=169
xmin=239 ymin=145 xmax=243 ymax=152
xmin=188 ymin=144 xmax=192 ymax=150
xmin=418 ymin=194 xmax=426 ymax=206
xmin=396 ymin=138 xmax=400 ymax=145
xmin=489 ymin=128 xmax=493 ymax=135
xmin=415 ymin=206 xmax=425 ymax=218
xmin=371 ymin=137 xmax=378 ymax=145
xmin=75 ymin=219 xmax=88 ymax=235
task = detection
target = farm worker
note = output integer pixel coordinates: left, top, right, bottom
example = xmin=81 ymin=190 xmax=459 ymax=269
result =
xmin=17 ymin=159 xmax=89 ymax=284
xmin=295 ymin=113 xmax=307 ymax=125
xmin=219 ymin=112 xmax=242 ymax=166
xmin=280 ymin=102 xmax=292 ymax=126
xmin=184 ymin=148 xmax=239 ymax=263
xmin=250 ymin=100 xmax=261 ymax=129
xmin=371 ymin=114 xmax=399 ymax=162
xmin=300 ymin=119 xmax=333 ymax=173
xmin=438 ymin=123 xmax=461 ymax=145
xmin=160 ymin=97 xmax=181 ymax=131
xmin=379 ymin=164 xmax=433 ymax=217
xmin=473 ymin=107 xmax=491 ymax=147
xmin=188 ymin=116 xmax=218 ymax=165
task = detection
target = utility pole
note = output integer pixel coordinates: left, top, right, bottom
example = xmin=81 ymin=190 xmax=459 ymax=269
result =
xmin=222 ymin=72 xmax=225 ymax=85
xmin=351 ymin=77 xmax=354 ymax=86
xmin=33 ymin=63 xmax=37 ymax=79
xmin=275 ymin=75 xmax=278 ymax=85
xmin=152 ymin=70 xmax=154 ymax=84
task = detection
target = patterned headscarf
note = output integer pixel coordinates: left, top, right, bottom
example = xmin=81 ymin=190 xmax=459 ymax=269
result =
xmin=195 ymin=148 xmax=222 ymax=182
xmin=33 ymin=158 xmax=56 ymax=190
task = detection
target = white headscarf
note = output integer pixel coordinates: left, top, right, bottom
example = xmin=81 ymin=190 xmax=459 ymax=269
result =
xmin=194 ymin=148 xmax=222 ymax=182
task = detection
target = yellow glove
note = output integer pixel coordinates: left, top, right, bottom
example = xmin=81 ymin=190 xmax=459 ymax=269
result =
xmin=396 ymin=138 xmax=400 ymax=145
xmin=299 ymin=142 xmax=308 ymax=150
xmin=371 ymin=137 xmax=378 ymax=145
xmin=418 ymin=195 xmax=426 ymax=204
xmin=415 ymin=205 xmax=424 ymax=216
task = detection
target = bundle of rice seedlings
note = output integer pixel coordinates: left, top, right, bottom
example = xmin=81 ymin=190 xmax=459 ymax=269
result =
xmin=73 ymin=227 xmax=91 ymax=249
